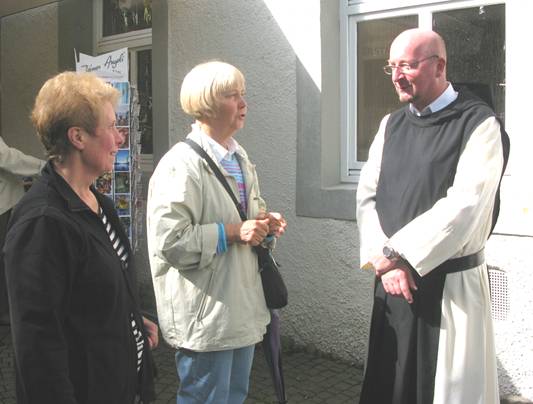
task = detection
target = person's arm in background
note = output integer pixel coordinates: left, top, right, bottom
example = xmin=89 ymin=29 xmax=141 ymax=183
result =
xmin=0 ymin=136 xmax=46 ymax=176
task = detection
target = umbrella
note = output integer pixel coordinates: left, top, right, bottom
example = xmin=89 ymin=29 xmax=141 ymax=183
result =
xmin=262 ymin=309 xmax=287 ymax=403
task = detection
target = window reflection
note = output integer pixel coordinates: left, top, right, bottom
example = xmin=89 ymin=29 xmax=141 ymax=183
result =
xmin=356 ymin=16 xmax=418 ymax=161
xmin=137 ymin=49 xmax=152 ymax=154
xmin=103 ymin=0 xmax=152 ymax=37
xmin=434 ymin=5 xmax=505 ymax=122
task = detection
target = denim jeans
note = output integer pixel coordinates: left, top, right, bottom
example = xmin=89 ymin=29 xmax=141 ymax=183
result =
xmin=175 ymin=344 xmax=255 ymax=404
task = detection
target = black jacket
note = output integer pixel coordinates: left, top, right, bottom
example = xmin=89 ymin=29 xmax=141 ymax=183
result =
xmin=3 ymin=162 xmax=155 ymax=404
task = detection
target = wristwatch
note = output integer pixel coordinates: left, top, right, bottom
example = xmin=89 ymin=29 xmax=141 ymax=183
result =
xmin=383 ymin=245 xmax=400 ymax=261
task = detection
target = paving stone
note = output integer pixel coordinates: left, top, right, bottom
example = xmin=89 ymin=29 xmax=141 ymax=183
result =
xmin=0 ymin=324 xmax=365 ymax=403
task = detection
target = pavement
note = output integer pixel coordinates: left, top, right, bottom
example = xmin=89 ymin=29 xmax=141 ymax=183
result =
xmin=3 ymin=324 xmax=530 ymax=404
xmin=0 ymin=324 xmax=363 ymax=403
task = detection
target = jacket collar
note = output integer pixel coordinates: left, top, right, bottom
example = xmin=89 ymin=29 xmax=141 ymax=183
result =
xmin=43 ymin=161 xmax=133 ymax=262
xmin=42 ymin=161 xmax=92 ymax=212
xmin=187 ymin=123 xmax=250 ymax=162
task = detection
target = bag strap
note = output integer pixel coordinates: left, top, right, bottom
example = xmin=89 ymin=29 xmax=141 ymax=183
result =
xmin=184 ymin=138 xmax=276 ymax=261
xmin=183 ymin=138 xmax=248 ymax=221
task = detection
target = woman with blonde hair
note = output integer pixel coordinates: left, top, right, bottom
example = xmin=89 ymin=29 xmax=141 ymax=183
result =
xmin=4 ymin=71 xmax=158 ymax=404
xmin=147 ymin=61 xmax=287 ymax=403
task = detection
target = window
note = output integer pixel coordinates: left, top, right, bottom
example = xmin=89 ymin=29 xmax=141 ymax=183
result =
xmin=341 ymin=1 xmax=505 ymax=182
xmin=355 ymin=16 xmax=418 ymax=163
xmin=433 ymin=5 xmax=505 ymax=121
xmin=94 ymin=0 xmax=153 ymax=160
xmin=134 ymin=48 xmax=153 ymax=155
xmin=95 ymin=0 xmax=152 ymax=52
xmin=102 ymin=0 xmax=152 ymax=37
xmin=129 ymin=48 xmax=153 ymax=156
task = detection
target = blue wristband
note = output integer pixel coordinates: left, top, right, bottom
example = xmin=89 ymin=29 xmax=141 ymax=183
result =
xmin=216 ymin=223 xmax=228 ymax=255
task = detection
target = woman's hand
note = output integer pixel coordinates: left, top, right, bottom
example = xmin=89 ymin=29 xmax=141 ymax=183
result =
xmin=142 ymin=316 xmax=159 ymax=349
xmin=256 ymin=211 xmax=287 ymax=238
xmin=266 ymin=212 xmax=287 ymax=237
xmin=225 ymin=218 xmax=270 ymax=246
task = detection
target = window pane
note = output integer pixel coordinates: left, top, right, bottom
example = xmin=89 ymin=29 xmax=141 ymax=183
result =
xmin=103 ymin=0 xmax=152 ymax=37
xmin=433 ymin=5 xmax=505 ymax=122
xmin=357 ymin=15 xmax=418 ymax=161
xmin=137 ymin=49 xmax=153 ymax=154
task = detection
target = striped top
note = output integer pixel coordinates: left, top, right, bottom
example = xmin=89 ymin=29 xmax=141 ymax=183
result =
xmin=99 ymin=208 xmax=144 ymax=373
xmin=220 ymin=154 xmax=247 ymax=213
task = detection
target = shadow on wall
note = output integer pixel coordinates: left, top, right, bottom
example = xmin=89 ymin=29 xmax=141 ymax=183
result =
xmin=497 ymin=358 xmax=533 ymax=403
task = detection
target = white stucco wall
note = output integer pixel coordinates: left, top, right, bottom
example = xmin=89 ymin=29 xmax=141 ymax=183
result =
xmin=487 ymin=236 xmax=533 ymax=400
xmin=161 ymin=1 xmax=532 ymax=399
xmin=489 ymin=2 xmax=533 ymax=399
xmin=162 ymin=0 xmax=374 ymax=364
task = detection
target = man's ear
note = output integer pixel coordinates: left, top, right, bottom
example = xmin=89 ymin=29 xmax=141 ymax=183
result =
xmin=435 ymin=57 xmax=446 ymax=78
xmin=66 ymin=127 xmax=85 ymax=151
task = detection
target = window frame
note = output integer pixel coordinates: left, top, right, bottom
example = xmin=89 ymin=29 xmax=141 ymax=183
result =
xmin=93 ymin=0 xmax=152 ymax=54
xmin=340 ymin=0 xmax=505 ymax=183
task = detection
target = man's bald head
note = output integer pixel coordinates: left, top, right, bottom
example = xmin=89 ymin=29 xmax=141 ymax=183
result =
xmin=391 ymin=29 xmax=447 ymax=65
xmin=388 ymin=29 xmax=448 ymax=111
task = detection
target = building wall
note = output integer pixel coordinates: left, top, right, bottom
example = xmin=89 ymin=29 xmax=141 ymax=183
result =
xmin=0 ymin=0 xmax=92 ymax=155
xmin=488 ymin=1 xmax=533 ymax=399
xmin=0 ymin=2 xmax=58 ymax=155
xmin=487 ymin=236 xmax=533 ymax=399
xmin=1 ymin=0 xmax=530 ymax=400
xmin=154 ymin=0 xmax=532 ymax=399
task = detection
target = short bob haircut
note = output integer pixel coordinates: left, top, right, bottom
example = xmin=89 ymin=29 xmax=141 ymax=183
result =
xmin=31 ymin=71 xmax=120 ymax=161
xmin=180 ymin=61 xmax=245 ymax=120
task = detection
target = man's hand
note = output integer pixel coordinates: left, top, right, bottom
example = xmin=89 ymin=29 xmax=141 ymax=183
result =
xmin=142 ymin=316 xmax=159 ymax=349
xmin=380 ymin=266 xmax=418 ymax=304
xmin=370 ymin=254 xmax=398 ymax=277
xmin=225 ymin=218 xmax=270 ymax=246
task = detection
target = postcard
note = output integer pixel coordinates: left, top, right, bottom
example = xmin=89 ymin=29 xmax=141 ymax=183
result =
xmin=115 ymin=194 xmax=131 ymax=215
xmin=95 ymin=172 xmax=112 ymax=195
xmin=112 ymin=81 xmax=130 ymax=105
xmin=118 ymin=127 xmax=129 ymax=149
xmin=115 ymin=104 xmax=130 ymax=127
xmin=114 ymin=171 xmax=130 ymax=194
xmin=114 ymin=149 xmax=130 ymax=172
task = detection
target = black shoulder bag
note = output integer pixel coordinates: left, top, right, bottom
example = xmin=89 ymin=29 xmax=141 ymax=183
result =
xmin=184 ymin=139 xmax=288 ymax=309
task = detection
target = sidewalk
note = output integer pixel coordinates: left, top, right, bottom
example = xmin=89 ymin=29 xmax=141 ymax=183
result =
xmin=0 ymin=325 xmax=363 ymax=403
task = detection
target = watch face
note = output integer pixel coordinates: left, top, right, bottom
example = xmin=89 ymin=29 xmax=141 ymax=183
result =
xmin=383 ymin=246 xmax=395 ymax=259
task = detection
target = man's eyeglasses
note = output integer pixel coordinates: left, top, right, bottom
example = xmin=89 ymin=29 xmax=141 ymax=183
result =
xmin=383 ymin=55 xmax=439 ymax=75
